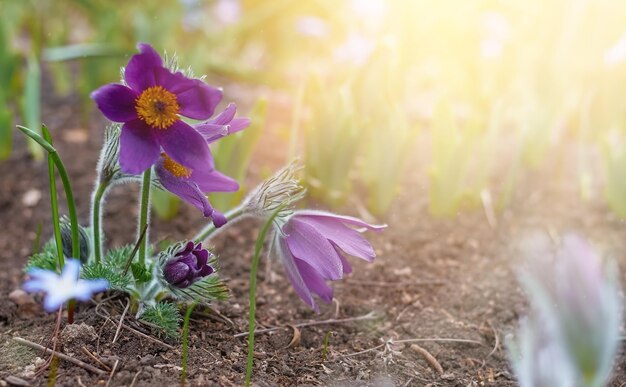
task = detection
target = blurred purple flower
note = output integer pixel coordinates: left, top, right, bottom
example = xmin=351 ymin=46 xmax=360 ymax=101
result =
xmin=512 ymin=234 xmax=622 ymax=386
xmin=163 ymin=241 xmax=214 ymax=288
xmin=273 ymin=210 xmax=386 ymax=311
xmin=23 ymin=259 xmax=108 ymax=312
xmin=91 ymin=43 xmax=222 ymax=175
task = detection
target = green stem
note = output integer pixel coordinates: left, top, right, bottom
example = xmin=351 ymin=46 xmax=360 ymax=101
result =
xmin=192 ymin=206 xmax=245 ymax=244
xmin=181 ymin=301 xmax=198 ymax=386
xmin=20 ymin=125 xmax=79 ymax=260
xmin=138 ymin=168 xmax=152 ymax=268
xmin=91 ymin=179 xmax=110 ymax=264
xmin=245 ymin=206 xmax=283 ymax=387
xmin=42 ymin=127 xmax=63 ymax=269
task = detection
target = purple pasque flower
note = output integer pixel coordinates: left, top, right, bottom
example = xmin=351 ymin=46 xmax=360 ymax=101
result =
xmin=163 ymin=241 xmax=214 ymax=288
xmin=273 ymin=210 xmax=386 ymax=311
xmin=23 ymin=259 xmax=109 ymax=312
xmin=91 ymin=43 xmax=222 ymax=175
xmin=155 ymin=103 xmax=250 ymax=226
xmin=155 ymin=153 xmax=236 ymax=227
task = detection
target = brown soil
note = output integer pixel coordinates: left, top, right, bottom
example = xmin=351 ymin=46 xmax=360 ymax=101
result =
xmin=0 ymin=87 xmax=625 ymax=386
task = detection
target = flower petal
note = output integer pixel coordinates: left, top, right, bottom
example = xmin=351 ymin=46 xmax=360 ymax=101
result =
xmin=210 ymin=103 xmax=237 ymax=125
xmin=176 ymin=81 xmax=222 ymax=120
xmin=61 ymin=259 xmax=81 ymax=282
xmin=275 ymin=234 xmax=318 ymax=312
xmin=285 ymin=219 xmax=344 ymax=280
xmin=192 ymin=170 xmax=239 ymax=193
xmin=164 ymin=262 xmax=191 ymax=285
xmin=120 ymin=119 xmax=161 ymax=174
xmin=229 ymin=117 xmax=251 ymax=134
xmin=295 ymin=210 xmax=387 ymax=232
xmin=91 ymin=84 xmax=137 ymax=122
xmin=297 ymin=216 xmax=376 ymax=262
xmin=194 ymin=123 xmax=229 ymax=143
xmin=156 ymin=161 xmax=225 ymax=227
xmin=295 ymin=259 xmax=334 ymax=303
xmin=43 ymin=293 xmax=66 ymax=312
xmin=124 ymin=43 xmax=162 ymax=91
xmin=156 ymin=120 xmax=214 ymax=174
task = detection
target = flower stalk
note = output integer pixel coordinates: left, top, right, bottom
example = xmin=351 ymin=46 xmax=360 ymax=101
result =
xmin=91 ymin=178 xmax=110 ymax=264
xmin=18 ymin=125 xmax=80 ymax=260
xmin=138 ymin=167 xmax=152 ymax=268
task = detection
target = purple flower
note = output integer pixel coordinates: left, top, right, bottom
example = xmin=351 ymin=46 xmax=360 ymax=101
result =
xmin=163 ymin=241 xmax=214 ymax=288
xmin=273 ymin=210 xmax=386 ymax=311
xmin=91 ymin=43 xmax=222 ymax=175
xmin=155 ymin=103 xmax=250 ymax=226
xmin=155 ymin=153 xmax=236 ymax=227
xmin=23 ymin=259 xmax=109 ymax=312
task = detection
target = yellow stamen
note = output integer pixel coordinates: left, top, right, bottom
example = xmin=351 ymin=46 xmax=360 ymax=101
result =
xmin=162 ymin=153 xmax=192 ymax=179
xmin=135 ymin=86 xmax=180 ymax=129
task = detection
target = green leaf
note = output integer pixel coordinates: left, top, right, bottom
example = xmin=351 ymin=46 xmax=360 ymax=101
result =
xmin=131 ymin=262 xmax=152 ymax=283
xmin=140 ymin=302 xmax=181 ymax=339
xmin=82 ymin=263 xmax=132 ymax=291
xmin=21 ymin=54 xmax=43 ymax=161
xmin=24 ymin=240 xmax=58 ymax=272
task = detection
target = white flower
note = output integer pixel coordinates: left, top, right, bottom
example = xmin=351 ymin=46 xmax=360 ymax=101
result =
xmin=23 ymin=259 xmax=108 ymax=312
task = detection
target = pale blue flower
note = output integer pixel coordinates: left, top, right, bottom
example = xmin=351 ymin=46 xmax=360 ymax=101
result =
xmin=23 ymin=259 xmax=109 ymax=312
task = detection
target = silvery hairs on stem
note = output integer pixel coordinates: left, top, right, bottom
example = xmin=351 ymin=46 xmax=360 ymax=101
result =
xmin=96 ymin=123 xmax=142 ymax=185
xmin=242 ymin=160 xmax=306 ymax=219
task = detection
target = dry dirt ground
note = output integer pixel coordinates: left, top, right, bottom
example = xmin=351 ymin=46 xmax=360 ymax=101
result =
xmin=0 ymin=90 xmax=625 ymax=386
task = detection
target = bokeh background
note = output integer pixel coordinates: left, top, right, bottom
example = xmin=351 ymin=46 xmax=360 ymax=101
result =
xmin=3 ymin=0 xmax=626 ymax=220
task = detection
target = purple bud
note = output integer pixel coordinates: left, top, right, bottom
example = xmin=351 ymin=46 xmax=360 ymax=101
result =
xmin=163 ymin=241 xmax=214 ymax=288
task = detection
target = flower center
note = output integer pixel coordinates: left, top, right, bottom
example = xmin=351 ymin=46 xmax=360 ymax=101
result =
xmin=135 ymin=86 xmax=180 ymax=129
xmin=162 ymin=153 xmax=192 ymax=179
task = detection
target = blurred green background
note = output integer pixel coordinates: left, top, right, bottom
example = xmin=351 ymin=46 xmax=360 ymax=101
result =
xmin=3 ymin=0 xmax=626 ymax=219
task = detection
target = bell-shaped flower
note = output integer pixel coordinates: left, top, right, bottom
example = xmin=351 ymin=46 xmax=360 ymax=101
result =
xmin=91 ymin=43 xmax=222 ymax=175
xmin=163 ymin=241 xmax=214 ymax=288
xmin=23 ymin=259 xmax=109 ymax=312
xmin=154 ymin=152 xmax=236 ymax=227
xmin=272 ymin=210 xmax=386 ymax=311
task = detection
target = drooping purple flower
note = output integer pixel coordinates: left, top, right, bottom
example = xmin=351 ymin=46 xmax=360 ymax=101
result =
xmin=91 ymin=43 xmax=222 ymax=175
xmin=273 ymin=210 xmax=386 ymax=311
xmin=23 ymin=259 xmax=109 ymax=312
xmin=155 ymin=153 xmax=236 ymax=227
xmin=163 ymin=241 xmax=214 ymax=288
xmin=155 ymin=103 xmax=250 ymax=226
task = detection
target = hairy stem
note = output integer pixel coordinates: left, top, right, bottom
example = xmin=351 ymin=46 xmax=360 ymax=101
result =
xmin=91 ymin=178 xmax=110 ymax=264
xmin=192 ymin=206 xmax=246 ymax=244
xmin=138 ymin=168 xmax=152 ymax=268
xmin=245 ymin=206 xmax=283 ymax=387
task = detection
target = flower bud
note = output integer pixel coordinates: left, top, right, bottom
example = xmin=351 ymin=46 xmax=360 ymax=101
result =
xmin=60 ymin=218 xmax=91 ymax=264
xmin=243 ymin=161 xmax=305 ymax=218
xmin=163 ymin=241 xmax=214 ymax=288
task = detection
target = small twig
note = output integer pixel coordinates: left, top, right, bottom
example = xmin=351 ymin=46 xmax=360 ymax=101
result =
xmin=129 ymin=371 xmax=142 ymax=387
xmin=14 ymin=337 xmax=106 ymax=375
xmin=410 ymin=344 xmax=443 ymax=375
xmin=338 ymin=336 xmax=486 ymax=359
xmin=81 ymin=346 xmax=111 ymax=371
xmin=337 ymin=343 xmax=386 ymax=358
xmin=484 ymin=320 xmax=500 ymax=361
xmin=233 ymin=311 xmax=378 ymax=338
xmin=105 ymin=359 xmax=119 ymax=387
xmin=112 ymin=300 xmax=130 ymax=344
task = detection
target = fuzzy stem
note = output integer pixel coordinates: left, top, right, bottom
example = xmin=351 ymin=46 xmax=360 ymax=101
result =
xmin=192 ymin=206 xmax=246 ymax=244
xmin=20 ymin=125 xmax=79 ymax=260
xmin=245 ymin=206 xmax=284 ymax=387
xmin=138 ymin=168 xmax=152 ymax=268
xmin=181 ymin=301 xmax=198 ymax=386
xmin=91 ymin=178 xmax=110 ymax=264
xmin=42 ymin=127 xmax=63 ymax=269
